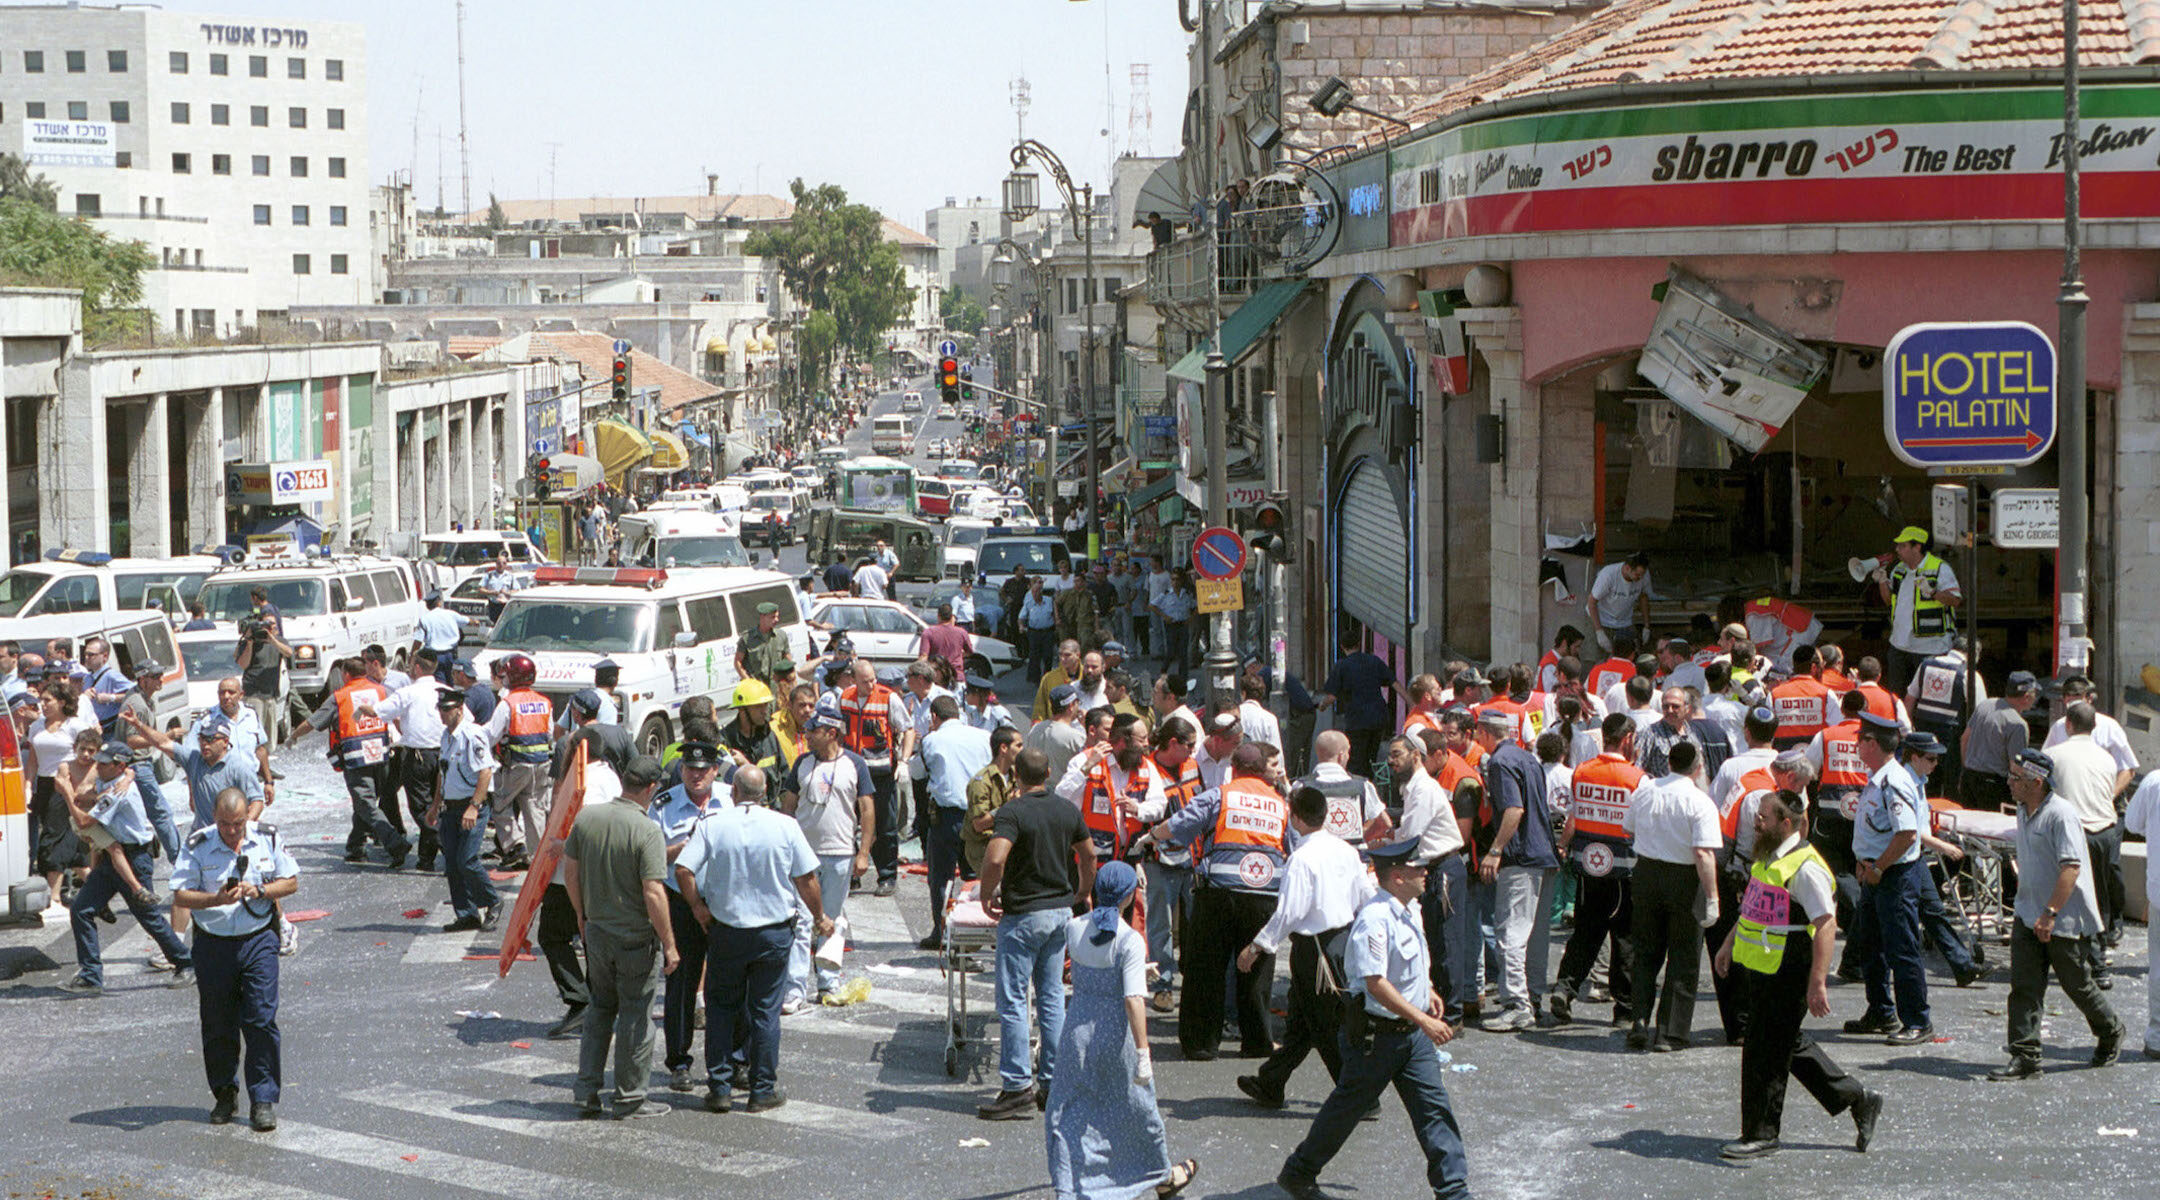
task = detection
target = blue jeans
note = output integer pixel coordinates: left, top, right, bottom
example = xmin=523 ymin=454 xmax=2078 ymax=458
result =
xmin=995 ymin=907 xmax=1068 ymax=1093
xmin=1856 ymin=859 xmax=1931 ymax=1029
xmin=1283 ymin=1026 xmax=1471 ymax=1199
xmin=1143 ymin=860 xmax=1194 ymax=994
xmin=437 ymin=800 xmax=497 ymax=921
xmin=704 ymin=920 xmax=792 ymax=1101
xmin=789 ymin=853 xmax=852 ymax=999
xmin=133 ymin=763 xmax=180 ymax=860
xmin=70 ymin=844 xmax=191 ymax=986
xmin=1422 ymin=854 xmax=1478 ymax=1022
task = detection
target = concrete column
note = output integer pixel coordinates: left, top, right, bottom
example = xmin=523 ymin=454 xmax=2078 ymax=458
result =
xmin=426 ymin=411 xmax=448 ymax=533
xmin=1461 ymin=310 xmax=1535 ymax=666
xmin=190 ymin=389 xmax=227 ymax=549
xmin=2110 ymin=305 xmax=2160 ymax=707
xmin=47 ymin=363 xmax=108 ymax=553
xmin=397 ymin=415 xmax=421 ymax=537
xmin=473 ymin=398 xmax=497 ymax=527
xmin=127 ymin=393 xmax=173 ymax=558
xmin=446 ymin=408 xmax=469 ymax=528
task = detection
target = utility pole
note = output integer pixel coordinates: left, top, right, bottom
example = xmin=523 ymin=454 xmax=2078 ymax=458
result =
xmin=2057 ymin=0 xmax=2091 ymax=678
xmin=1199 ymin=0 xmax=1238 ymax=713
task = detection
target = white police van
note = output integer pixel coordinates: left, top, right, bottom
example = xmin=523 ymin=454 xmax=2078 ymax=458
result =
xmin=473 ymin=565 xmax=813 ymax=756
xmin=192 ymin=549 xmax=425 ymax=699
xmin=0 ymin=549 xmax=219 ymax=632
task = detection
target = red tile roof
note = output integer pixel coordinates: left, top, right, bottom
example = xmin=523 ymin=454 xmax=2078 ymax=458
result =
xmin=1397 ymin=0 xmax=2151 ymax=130
xmin=513 ymin=332 xmax=717 ymax=417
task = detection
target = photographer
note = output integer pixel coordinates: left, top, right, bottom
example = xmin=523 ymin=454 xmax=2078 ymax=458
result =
xmin=233 ymin=586 xmax=294 ymax=752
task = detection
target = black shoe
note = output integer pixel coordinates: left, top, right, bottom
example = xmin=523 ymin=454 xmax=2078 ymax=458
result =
xmin=1986 ymin=1057 xmax=2042 ymax=1081
xmin=249 ymin=1101 xmax=277 ymax=1132
xmin=1275 ymin=1169 xmax=1324 ymax=1199
xmin=731 ymin=1063 xmax=751 ymax=1092
xmin=1719 ymin=1138 xmax=1779 ymax=1160
xmin=441 ymin=915 xmax=483 ymax=933
xmin=1653 ymin=1037 xmax=1687 ymax=1053
xmin=703 ymin=1088 xmax=731 ymax=1113
xmin=1885 ymin=1025 xmax=1933 ymax=1046
xmin=614 ymin=1099 xmax=670 ymax=1120
xmin=1851 ymin=1089 xmax=1883 ymax=1151
xmin=95 ymin=905 xmax=117 ymax=925
xmin=387 ymin=850 xmax=409 ymax=871
xmin=1237 ymin=1075 xmax=1285 ymax=1110
xmin=746 ymin=1091 xmax=786 ymax=1114
xmin=577 ymin=1096 xmax=604 ymax=1119
xmin=58 ymin=974 xmax=102 ymax=997
xmin=669 ymin=1066 xmax=694 ymax=1093
xmin=874 ymin=880 xmax=895 ymax=898
xmin=1953 ymin=962 xmax=1985 ymax=988
xmin=1842 ymin=1013 xmax=1897 ymax=1036
xmin=1034 ymin=1083 xmax=1048 ymax=1112
xmin=2095 ymin=973 xmax=2114 ymax=991
xmin=546 ymin=1007 xmax=586 ymax=1040
xmin=210 ymin=1087 xmax=239 ymax=1125
xmin=1183 ymin=1046 xmax=1217 ymax=1062
xmin=344 ymin=850 xmax=368 ymax=864
xmin=2144 ymin=1045 xmax=2160 ymax=1062
xmin=1582 ymin=983 xmax=1612 ymax=1003
xmin=499 ymin=856 xmax=531 ymax=873
xmin=1835 ymin=965 xmax=1864 ymax=984
xmin=916 ymin=933 xmax=944 ymax=951
xmin=480 ymin=905 xmax=502 ymax=931
xmin=415 ymin=855 xmax=437 ymax=873
xmin=1625 ymin=1023 xmax=1651 ymax=1051
xmin=976 ymin=1088 xmax=1037 ymax=1120
xmin=2092 ymin=1030 xmax=2123 ymax=1068
xmin=1547 ymin=990 xmax=1574 ymax=1024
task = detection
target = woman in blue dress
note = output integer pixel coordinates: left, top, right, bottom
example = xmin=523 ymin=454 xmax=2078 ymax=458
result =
xmin=1045 ymin=862 xmax=1198 ymax=1199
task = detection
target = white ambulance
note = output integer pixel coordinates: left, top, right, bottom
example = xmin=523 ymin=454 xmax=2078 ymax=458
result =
xmin=473 ymin=565 xmax=813 ymax=757
xmin=0 ymin=548 xmax=219 ymax=631
xmin=192 ymin=549 xmax=426 ymax=699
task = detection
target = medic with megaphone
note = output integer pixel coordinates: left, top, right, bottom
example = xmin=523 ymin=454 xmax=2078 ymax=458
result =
xmin=1854 ymin=526 xmax=1963 ymax=692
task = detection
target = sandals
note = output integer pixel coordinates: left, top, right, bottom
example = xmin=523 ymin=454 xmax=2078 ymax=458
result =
xmin=1157 ymin=1158 xmax=1199 ymax=1197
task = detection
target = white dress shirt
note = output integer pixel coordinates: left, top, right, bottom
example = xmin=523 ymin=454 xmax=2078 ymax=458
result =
xmin=1396 ymin=768 xmax=1465 ymax=865
xmin=1239 ymin=699 xmax=1283 ymax=751
xmin=1251 ymin=830 xmax=1376 ymax=955
xmin=1194 ymin=742 xmax=1234 ymax=793
xmin=2043 ymin=712 xmax=2139 ymax=773
xmin=2047 ymin=734 xmax=2125 ymax=832
xmin=1622 ymin=772 xmax=1721 ymax=864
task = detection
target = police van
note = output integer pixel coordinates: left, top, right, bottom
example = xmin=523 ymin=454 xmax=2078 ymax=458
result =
xmin=192 ymin=550 xmax=426 ymax=699
xmin=414 ymin=530 xmax=551 ymax=596
xmin=473 ymin=565 xmax=813 ymax=757
xmin=0 ymin=549 xmax=219 ymax=633
xmin=618 ymin=510 xmax=750 ymax=569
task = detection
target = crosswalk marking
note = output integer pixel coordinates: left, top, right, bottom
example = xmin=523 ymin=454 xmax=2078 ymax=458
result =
xmin=471 ymin=1053 xmax=912 ymax=1140
xmin=400 ymin=925 xmax=483 ymax=964
xmin=103 ymin=1152 xmax=351 ymax=1200
xmin=206 ymin=1119 xmax=624 ymax=1200
xmin=861 ymin=984 xmax=949 ymax=1016
xmin=841 ymin=893 xmax=913 ymax=946
xmin=346 ymin=1083 xmax=797 ymax=1177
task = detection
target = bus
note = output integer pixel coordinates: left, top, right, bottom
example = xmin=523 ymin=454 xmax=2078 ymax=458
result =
xmin=871 ymin=412 xmax=916 ymax=455
xmin=838 ymin=455 xmax=917 ymax=514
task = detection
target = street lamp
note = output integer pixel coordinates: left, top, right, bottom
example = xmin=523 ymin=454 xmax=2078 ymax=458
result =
xmin=1005 ymin=139 xmax=1102 ymax=561
xmin=993 ymin=237 xmax=1058 ymax=515
xmin=1307 ymin=75 xmax=1413 ymax=131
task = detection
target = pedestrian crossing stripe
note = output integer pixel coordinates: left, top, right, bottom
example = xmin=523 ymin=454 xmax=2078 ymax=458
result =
xmin=401 ymin=925 xmax=485 ymax=964
xmin=203 ymin=1119 xmax=627 ymax=1199
xmin=346 ymin=1083 xmax=796 ymax=1176
xmin=469 ymin=1054 xmax=913 ymax=1139
xmin=102 ymin=1152 xmax=350 ymax=1200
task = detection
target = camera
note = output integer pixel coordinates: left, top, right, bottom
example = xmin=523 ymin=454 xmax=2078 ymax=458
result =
xmin=239 ymin=611 xmax=270 ymax=642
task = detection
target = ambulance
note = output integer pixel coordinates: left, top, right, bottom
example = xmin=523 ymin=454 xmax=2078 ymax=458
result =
xmin=0 ymin=548 xmax=219 ymax=631
xmin=474 ymin=565 xmax=813 ymax=757
xmin=192 ymin=549 xmax=425 ymax=699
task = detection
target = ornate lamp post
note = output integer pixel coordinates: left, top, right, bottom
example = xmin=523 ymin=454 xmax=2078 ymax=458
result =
xmin=1005 ymin=140 xmax=1102 ymax=561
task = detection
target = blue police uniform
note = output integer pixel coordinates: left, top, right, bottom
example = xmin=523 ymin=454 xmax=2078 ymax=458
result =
xmin=1846 ymin=712 xmax=1931 ymax=1034
xmin=1282 ymin=874 xmax=1471 ymax=1200
xmin=67 ymin=769 xmax=193 ymax=989
xmin=647 ymin=778 xmax=724 ymax=1077
xmin=173 ymin=821 xmax=299 ymax=1104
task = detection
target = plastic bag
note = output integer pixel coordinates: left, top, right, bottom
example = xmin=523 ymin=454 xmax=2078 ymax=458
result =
xmin=827 ymin=976 xmax=873 ymax=1007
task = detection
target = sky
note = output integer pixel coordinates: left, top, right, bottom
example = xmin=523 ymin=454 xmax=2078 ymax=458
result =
xmin=79 ymin=0 xmax=1198 ymax=227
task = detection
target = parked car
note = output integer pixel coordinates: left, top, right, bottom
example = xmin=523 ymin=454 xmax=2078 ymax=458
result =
xmin=744 ymin=491 xmax=800 ymax=547
xmin=807 ymin=597 xmax=1018 ymax=677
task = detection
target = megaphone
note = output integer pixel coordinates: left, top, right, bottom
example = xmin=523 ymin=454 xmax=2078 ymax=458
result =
xmin=1847 ymin=552 xmax=1895 ymax=582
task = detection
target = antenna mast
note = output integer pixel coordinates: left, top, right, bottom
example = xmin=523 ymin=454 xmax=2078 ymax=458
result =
xmin=455 ymin=0 xmax=472 ymax=219
xmin=1129 ymin=64 xmax=1153 ymax=157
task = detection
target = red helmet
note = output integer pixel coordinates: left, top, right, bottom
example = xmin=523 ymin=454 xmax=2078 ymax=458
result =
xmin=501 ymin=653 xmax=538 ymax=689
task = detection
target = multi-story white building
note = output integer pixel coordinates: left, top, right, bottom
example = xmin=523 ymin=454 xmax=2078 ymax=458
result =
xmin=0 ymin=4 xmax=371 ymax=337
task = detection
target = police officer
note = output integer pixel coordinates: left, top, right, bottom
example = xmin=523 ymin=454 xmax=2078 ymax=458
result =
xmin=649 ymin=740 xmax=726 ymax=1093
xmin=60 ymin=742 xmax=196 ymax=996
xmin=1711 ymin=788 xmax=1880 ymax=1158
xmin=1276 ymin=837 xmax=1470 ymax=1200
xmin=172 ymin=786 xmax=299 ymax=1132
xmin=1842 ymin=711 xmax=1933 ymax=1044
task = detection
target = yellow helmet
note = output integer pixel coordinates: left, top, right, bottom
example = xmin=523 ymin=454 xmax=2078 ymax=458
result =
xmin=730 ymin=678 xmax=775 ymax=709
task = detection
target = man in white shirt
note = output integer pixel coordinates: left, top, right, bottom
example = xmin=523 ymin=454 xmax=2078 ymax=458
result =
xmin=358 ymin=648 xmax=458 ymax=874
xmin=1385 ymin=733 xmax=1473 ymax=1027
xmin=1621 ymin=739 xmax=1722 ymax=1051
xmin=2046 ymin=701 xmax=2131 ymax=985
xmin=1870 ymin=526 xmax=1961 ymax=691
xmin=1589 ymin=553 xmax=1653 ymax=653
xmin=2120 ymin=771 xmax=2160 ymax=1059
xmin=1711 ymin=708 xmax=1781 ymax=817
xmin=416 ymin=593 xmax=469 ymax=668
xmin=852 ymin=557 xmax=890 ymax=602
xmin=2042 ymin=676 xmax=2139 ymax=783
xmin=1194 ymin=711 xmax=1242 ymax=793
xmin=1234 ymin=784 xmax=1374 ymax=1109
xmin=1237 ymin=673 xmax=1283 ymax=753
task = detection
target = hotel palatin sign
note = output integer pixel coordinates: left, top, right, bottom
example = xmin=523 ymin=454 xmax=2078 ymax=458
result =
xmin=1384 ymin=83 xmax=2160 ymax=243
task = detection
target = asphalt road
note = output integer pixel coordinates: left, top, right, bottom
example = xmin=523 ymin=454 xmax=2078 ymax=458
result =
xmin=3 ymin=390 xmax=2155 ymax=1199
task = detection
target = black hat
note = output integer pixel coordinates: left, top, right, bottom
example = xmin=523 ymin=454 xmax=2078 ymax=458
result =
xmin=2011 ymin=747 xmax=2055 ymax=786
xmin=1857 ymin=711 xmax=1900 ymax=735
xmin=1901 ymin=730 xmax=1946 ymax=757
xmin=1367 ymin=836 xmax=1421 ymax=868
xmin=435 ymin=689 xmax=467 ymax=710
xmin=678 ymin=740 xmax=720 ymax=769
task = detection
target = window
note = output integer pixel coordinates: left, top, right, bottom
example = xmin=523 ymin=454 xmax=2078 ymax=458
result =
xmin=325 ymin=58 xmax=344 ymax=81
xmin=684 ymin=595 xmax=735 ymax=640
xmin=75 ymin=194 xmax=101 ymax=217
xmin=211 ymin=154 xmax=231 ymax=176
xmin=289 ymin=156 xmax=308 ymax=178
xmin=292 ymin=205 xmax=309 ymax=226
xmin=292 ymin=254 xmax=310 ymax=275
xmin=171 ymin=153 xmax=191 ymax=174
xmin=107 ymin=49 xmax=127 ymax=73
xmin=287 ymin=57 xmax=305 ymax=79
xmin=23 ymin=51 xmax=44 ymax=73
xmin=327 ymin=108 xmax=345 ymax=130
xmin=170 ymin=51 xmax=188 ymax=74
xmin=109 ymin=100 xmax=129 ymax=123
xmin=253 ymin=204 xmax=271 ymax=226
xmin=330 ymin=254 xmax=348 ymax=275
xmin=327 ymin=157 xmax=346 ymax=179
xmin=340 ymin=573 xmax=377 ymax=606
xmin=250 ymin=105 xmax=267 ymax=127
xmin=248 ymin=55 xmax=267 ymax=78
xmin=211 ymin=103 xmax=229 ymax=126
xmin=250 ymin=155 xmax=269 ymax=176
xmin=329 ymin=205 xmax=347 ymax=226
xmin=65 ymin=50 xmax=86 ymax=73
xmin=170 ymin=101 xmax=188 ymax=124
xmin=370 ymin=570 xmax=408 ymax=603
xmin=115 ymin=151 xmax=129 ymax=168
xmin=288 ymin=106 xmax=306 ymax=129
xmin=209 ymin=53 xmax=228 ymax=76
xmin=24 ymin=102 xmax=45 ymax=119
xmin=67 ymin=101 xmax=89 ymax=121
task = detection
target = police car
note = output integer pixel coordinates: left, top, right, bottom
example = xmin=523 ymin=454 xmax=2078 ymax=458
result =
xmin=414 ymin=530 xmax=551 ymax=596
xmin=474 ymin=565 xmax=813 ymax=757
xmin=0 ymin=548 xmax=219 ymax=634
xmin=192 ymin=549 xmax=425 ymax=699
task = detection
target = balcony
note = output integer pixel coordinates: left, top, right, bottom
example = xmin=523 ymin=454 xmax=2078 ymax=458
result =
xmin=1142 ymin=201 xmax=1323 ymax=308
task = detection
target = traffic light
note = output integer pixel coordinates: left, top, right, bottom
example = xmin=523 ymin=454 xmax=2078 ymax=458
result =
xmin=611 ymin=351 xmax=631 ymax=404
xmin=1248 ymin=500 xmax=1287 ymax=556
xmin=534 ymin=455 xmax=553 ymax=501
xmin=959 ymin=364 xmax=975 ymax=403
xmin=939 ymin=356 xmax=960 ymax=407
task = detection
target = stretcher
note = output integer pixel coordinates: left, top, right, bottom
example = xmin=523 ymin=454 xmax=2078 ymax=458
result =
xmin=1930 ymin=799 xmax=2019 ymax=947
xmin=941 ymin=883 xmax=998 ymax=1076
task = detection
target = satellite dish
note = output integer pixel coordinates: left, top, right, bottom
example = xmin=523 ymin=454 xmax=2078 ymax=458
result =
xmin=1243 ymin=166 xmax=1341 ymax=272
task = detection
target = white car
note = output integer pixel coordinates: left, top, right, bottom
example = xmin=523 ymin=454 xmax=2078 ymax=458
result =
xmin=808 ymin=597 xmax=1019 ymax=677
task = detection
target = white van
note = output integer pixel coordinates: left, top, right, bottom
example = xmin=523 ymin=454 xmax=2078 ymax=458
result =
xmin=193 ymin=552 xmax=426 ymax=698
xmin=0 ymin=550 xmax=219 ymax=633
xmin=619 ymin=510 xmax=752 ymax=570
xmin=474 ymin=565 xmax=813 ymax=756
xmin=416 ymin=531 xmax=550 ymax=596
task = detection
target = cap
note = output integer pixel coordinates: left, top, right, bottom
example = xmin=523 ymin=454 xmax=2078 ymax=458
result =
xmin=568 ymin=688 xmax=604 ymax=716
xmin=2011 ymin=747 xmax=2055 ymax=785
xmin=93 ymin=740 xmax=133 ymax=764
xmin=197 ymin=717 xmax=233 ymax=742
xmin=1453 ymin=668 xmax=1489 ymax=688
xmin=755 ymin=601 xmax=780 ymax=615
xmin=435 ymin=689 xmax=467 ymax=710
xmin=828 ymin=634 xmax=854 ymax=654
xmin=1050 ymin=683 xmax=1081 ymax=709
xmin=2006 ymin=670 xmax=2039 ymax=696
xmin=1895 ymin=525 xmax=1930 ymax=545
xmin=447 ymin=657 xmax=476 ymax=677
xmin=810 ymin=696 xmax=847 ymax=731
xmin=10 ymin=693 xmax=38 ymax=711
xmin=131 ymin=660 xmax=165 ymax=678
xmin=1366 ymin=837 xmax=1422 ymax=868
xmin=773 ymin=657 xmax=797 ymax=675
xmin=678 ymin=740 xmax=721 ymax=769
xmin=1902 ymin=730 xmax=1946 ymax=757
xmin=1857 ymin=710 xmax=1900 ymax=734
xmin=1101 ymin=641 xmax=1126 ymax=657
xmin=593 ymin=657 xmax=620 ymax=671
xmin=964 ymin=673 xmax=997 ymax=693
xmin=425 ymin=590 xmax=443 ymax=603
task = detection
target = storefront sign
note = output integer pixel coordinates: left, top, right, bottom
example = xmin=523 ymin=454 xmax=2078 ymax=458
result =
xmin=1328 ymin=152 xmax=1392 ymax=254
xmin=226 ymin=460 xmax=334 ymax=504
xmin=1386 ymin=84 xmax=2160 ymax=245
xmin=23 ymin=120 xmax=115 ymax=168
xmin=1883 ymin=322 xmax=2055 ymax=469
xmin=1196 ymin=577 xmax=1244 ymax=614
xmin=1990 ymin=487 xmax=2059 ymax=548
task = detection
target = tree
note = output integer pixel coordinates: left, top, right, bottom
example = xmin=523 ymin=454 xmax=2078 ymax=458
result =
xmin=744 ymin=179 xmax=916 ymax=363
xmin=0 ymin=197 xmax=155 ymax=343
xmin=0 ymin=153 xmax=58 ymax=211
xmin=486 ymin=192 xmax=507 ymax=231
xmin=796 ymin=311 xmax=838 ymax=393
xmin=941 ymin=288 xmax=987 ymax=335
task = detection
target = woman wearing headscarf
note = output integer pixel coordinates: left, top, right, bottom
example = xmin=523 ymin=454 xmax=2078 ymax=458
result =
xmin=1045 ymin=861 xmax=1198 ymax=1199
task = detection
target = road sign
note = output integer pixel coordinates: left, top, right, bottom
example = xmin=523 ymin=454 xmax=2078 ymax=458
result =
xmin=1192 ymin=526 xmax=1247 ymax=581
xmin=1883 ymin=322 xmax=2056 ymax=469
xmin=1196 ymin=577 xmax=1244 ymax=614
xmin=612 ymin=338 xmax=631 ymax=356
xmin=1991 ymin=487 xmax=2060 ymax=548
xmin=938 ymin=339 xmax=959 ymax=358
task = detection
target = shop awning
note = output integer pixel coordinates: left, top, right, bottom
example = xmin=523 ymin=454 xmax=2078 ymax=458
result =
xmin=678 ymin=425 xmax=713 ymax=448
xmin=548 ymin=453 xmax=603 ymax=494
xmin=1129 ymin=472 xmax=1180 ymax=511
xmin=1167 ymin=280 xmax=1312 ymax=383
xmin=646 ymin=428 xmax=689 ymax=471
xmin=591 ymin=419 xmax=654 ymax=488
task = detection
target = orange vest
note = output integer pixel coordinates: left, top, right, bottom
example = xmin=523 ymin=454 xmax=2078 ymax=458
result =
xmin=1079 ymin=756 xmax=1157 ymax=860
xmin=1856 ymin=682 xmax=1899 ymax=724
xmin=1815 ymin=718 xmax=1869 ymax=820
xmin=1198 ymin=775 xmax=1289 ymax=893
xmin=500 ymin=687 xmax=555 ymax=764
xmin=332 ymin=678 xmax=390 ymax=770
xmin=839 ymin=683 xmax=898 ymax=762
xmin=1147 ymin=753 xmax=1204 ymax=866
xmin=1570 ymin=753 xmax=1644 ymax=843
xmin=1819 ymin=669 xmax=1855 ymax=691
xmin=1770 ymin=677 xmax=1834 ymax=742
xmin=1477 ymin=698 xmax=1530 ymax=746
xmin=1586 ymin=657 xmax=1634 ymax=698
xmin=1402 ymin=708 xmax=1442 ymax=741
xmin=1721 ymin=766 xmax=1776 ymax=841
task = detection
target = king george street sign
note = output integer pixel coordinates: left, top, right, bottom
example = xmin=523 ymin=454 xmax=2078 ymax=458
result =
xmin=1883 ymin=322 xmax=2056 ymax=469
